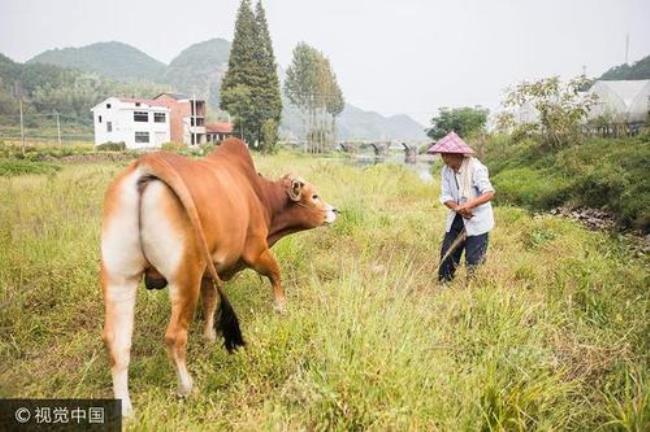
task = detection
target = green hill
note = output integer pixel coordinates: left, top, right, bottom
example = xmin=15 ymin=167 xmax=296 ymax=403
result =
xmin=599 ymin=55 xmax=650 ymax=80
xmin=164 ymin=38 xmax=231 ymax=108
xmin=27 ymin=41 xmax=167 ymax=83
xmin=0 ymin=53 xmax=167 ymax=124
xmin=8 ymin=38 xmax=427 ymax=141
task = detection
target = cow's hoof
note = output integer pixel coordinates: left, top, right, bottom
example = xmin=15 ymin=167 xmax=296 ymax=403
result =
xmin=273 ymin=300 xmax=287 ymax=314
xmin=176 ymin=375 xmax=193 ymax=397
xmin=121 ymin=399 xmax=134 ymax=418
xmin=203 ymin=328 xmax=217 ymax=343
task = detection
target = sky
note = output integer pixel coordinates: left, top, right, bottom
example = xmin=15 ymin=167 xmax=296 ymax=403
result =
xmin=1 ymin=0 xmax=649 ymax=125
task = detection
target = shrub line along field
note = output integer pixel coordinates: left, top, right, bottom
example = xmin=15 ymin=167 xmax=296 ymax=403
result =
xmin=0 ymin=148 xmax=648 ymax=430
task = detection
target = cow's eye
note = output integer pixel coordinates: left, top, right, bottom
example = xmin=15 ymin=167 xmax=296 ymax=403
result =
xmin=312 ymin=194 xmax=319 ymax=201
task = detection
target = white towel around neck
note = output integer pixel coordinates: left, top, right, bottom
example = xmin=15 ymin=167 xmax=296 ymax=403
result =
xmin=458 ymin=156 xmax=476 ymax=203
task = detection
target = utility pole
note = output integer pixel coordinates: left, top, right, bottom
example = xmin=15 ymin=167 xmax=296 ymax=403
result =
xmin=55 ymin=111 xmax=62 ymax=147
xmin=19 ymin=97 xmax=25 ymax=155
xmin=15 ymin=81 xmax=25 ymax=155
xmin=625 ymin=33 xmax=630 ymax=65
xmin=192 ymin=94 xmax=197 ymax=145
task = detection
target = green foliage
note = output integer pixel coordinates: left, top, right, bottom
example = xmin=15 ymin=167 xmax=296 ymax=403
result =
xmin=0 ymin=159 xmax=60 ymax=176
xmin=599 ymin=55 xmax=650 ymax=80
xmin=0 ymin=141 xmax=94 ymax=159
xmin=426 ymin=106 xmax=489 ymax=140
xmin=485 ymin=135 xmax=650 ymax=231
xmin=260 ymin=118 xmax=279 ymax=153
xmin=161 ymin=141 xmax=187 ymax=153
xmin=253 ymin=1 xmax=283 ymax=129
xmin=492 ymin=167 xmax=571 ymax=209
xmin=0 ymin=52 xmax=168 ymax=123
xmin=220 ymin=0 xmax=282 ymax=149
xmin=95 ymin=141 xmax=125 ymax=151
xmin=284 ymin=43 xmax=345 ymax=152
xmin=501 ymin=76 xmax=598 ymax=150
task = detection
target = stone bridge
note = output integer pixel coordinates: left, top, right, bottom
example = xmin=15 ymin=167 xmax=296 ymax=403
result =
xmin=369 ymin=142 xmax=390 ymax=157
xmin=401 ymin=142 xmax=418 ymax=163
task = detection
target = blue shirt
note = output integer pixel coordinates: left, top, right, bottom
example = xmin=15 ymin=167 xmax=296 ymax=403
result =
xmin=439 ymin=159 xmax=495 ymax=236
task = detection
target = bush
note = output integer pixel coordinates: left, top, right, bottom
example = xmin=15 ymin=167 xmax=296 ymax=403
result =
xmin=492 ymin=167 xmax=571 ymax=209
xmin=485 ymin=134 xmax=650 ymax=231
xmin=199 ymin=142 xmax=216 ymax=155
xmin=96 ymin=142 xmax=126 ymax=151
xmin=161 ymin=141 xmax=187 ymax=153
xmin=0 ymin=159 xmax=61 ymax=176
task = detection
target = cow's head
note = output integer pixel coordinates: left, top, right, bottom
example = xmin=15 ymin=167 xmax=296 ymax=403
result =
xmin=283 ymin=174 xmax=337 ymax=227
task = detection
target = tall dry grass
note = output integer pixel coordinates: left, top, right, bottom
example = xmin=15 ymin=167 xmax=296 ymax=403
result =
xmin=0 ymin=153 xmax=648 ymax=430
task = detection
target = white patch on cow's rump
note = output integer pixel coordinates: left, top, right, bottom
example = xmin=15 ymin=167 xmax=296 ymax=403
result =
xmin=139 ymin=180 xmax=186 ymax=280
xmin=101 ymin=168 xmax=147 ymax=278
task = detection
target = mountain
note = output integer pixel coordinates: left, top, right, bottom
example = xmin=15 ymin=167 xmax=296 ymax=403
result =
xmin=599 ymin=55 xmax=650 ymax=80
xmin=0 ymin=53 xmax=167 ymax=121
xmin=280 ymin=101 xmax=427 ymax=141
xmin=338 ymin=107 xmax=427 ymax=141
xmin=17 ymin=39 xmax=427 ymax=140
xmin=27 ymin=41 xmax=167 ymax=83
xmin=164 ymin=38 xmax=231 ymax=108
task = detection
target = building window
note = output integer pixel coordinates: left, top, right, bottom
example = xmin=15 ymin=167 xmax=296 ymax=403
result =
xmin=106 ymin=103 xmax=111 ymax=109
xmin=135 ymin=131 xmax=150 ymax=143
xmin=107 ymin=121 xmax=112 ymax=132
xmin=135 ymin=102 xmax=141 ymax=107
xmin=98 ymin=115 xmax=102 ymax=123
xmin=154 ymin=112 xmax=166 ymax=123
xmin=134 ymin=111 xmax=148 ymax=122
xmin=190 ymin=117 xmax=205 ymax=126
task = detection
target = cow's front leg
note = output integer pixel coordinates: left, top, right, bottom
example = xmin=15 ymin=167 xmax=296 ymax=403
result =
xmin=248 ymin=249 xmax=285 ymax=313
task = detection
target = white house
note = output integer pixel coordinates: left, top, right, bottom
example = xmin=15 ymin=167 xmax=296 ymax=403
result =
xmin=91 ymin=97 xmax=171 ymax=149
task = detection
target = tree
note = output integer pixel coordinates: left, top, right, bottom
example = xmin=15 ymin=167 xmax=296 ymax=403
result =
xmin=427 ymin=106 xmax=489 ymax=140
xmin=220 ymin=0 xmax=282 ymax=150
xmin=284 ymin=43 xmax=345 ymax=152
xmin=253 ymin=0 xmax=282 ymax=152
xmin=261 ymin=118 xmax=278 ymax=153
xmin=500 ymin=76 xmax=597 ymax=150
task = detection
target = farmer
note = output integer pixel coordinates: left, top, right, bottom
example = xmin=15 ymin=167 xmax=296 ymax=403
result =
xmin=427 ymin=132 xmax=495 ymax=282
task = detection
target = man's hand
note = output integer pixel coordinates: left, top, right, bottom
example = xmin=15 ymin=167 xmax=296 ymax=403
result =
xmin=456 ymin=203 xmax=474 ymax=219
xmin=444 ymin=200 xmax=473 ymax=218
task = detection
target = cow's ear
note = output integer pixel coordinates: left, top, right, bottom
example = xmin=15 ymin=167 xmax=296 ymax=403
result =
xmin=288 ymin=178 xmax=304 ymax=201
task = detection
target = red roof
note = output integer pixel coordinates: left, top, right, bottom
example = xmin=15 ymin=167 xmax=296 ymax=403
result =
xmin=206 ymin=122 xmax=234 ymax=134
xmin=118 ymin=97 xmax=169 ymax=108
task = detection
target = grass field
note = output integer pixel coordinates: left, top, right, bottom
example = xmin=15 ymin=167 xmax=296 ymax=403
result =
xmin=0 ymin=152 xmax=648 ymax=430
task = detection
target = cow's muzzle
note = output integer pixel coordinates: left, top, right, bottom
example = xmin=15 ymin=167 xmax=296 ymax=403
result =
xmin=324 ymin=205 xmax=338 ymax=224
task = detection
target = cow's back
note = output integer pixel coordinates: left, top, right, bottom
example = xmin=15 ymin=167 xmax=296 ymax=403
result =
xmin=138 ymin=150 xmax=266 ymax=274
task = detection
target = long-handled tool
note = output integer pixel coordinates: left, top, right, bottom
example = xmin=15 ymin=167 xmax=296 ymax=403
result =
xmin=434 ymin=228 xmax=467 ymax=274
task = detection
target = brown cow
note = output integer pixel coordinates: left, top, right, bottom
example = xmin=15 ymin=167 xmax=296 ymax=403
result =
xmin=100 ymin=138 xmax=337 ymax=416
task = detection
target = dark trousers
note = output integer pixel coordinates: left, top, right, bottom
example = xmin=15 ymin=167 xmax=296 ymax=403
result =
xmin=438 ymin=214 xmax=489 ymax=282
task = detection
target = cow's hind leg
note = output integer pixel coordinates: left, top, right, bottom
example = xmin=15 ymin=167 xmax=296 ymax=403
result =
xmin=101 ymin=268 xmax=139 ymax=417
xmin=100 ymin=163 xmax=145 ymax=417
xmin=200 ymin=277 xmax=218 ymax=342
xmin=165 ymin=264 xmax=202 ymax=396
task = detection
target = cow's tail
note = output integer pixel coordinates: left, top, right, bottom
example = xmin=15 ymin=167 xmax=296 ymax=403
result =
xmin=138 ymin=153 xmax=245 ymax=352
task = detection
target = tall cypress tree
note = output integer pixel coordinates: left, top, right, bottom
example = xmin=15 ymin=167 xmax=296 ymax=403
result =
xmin=220 ymin=0 xmax=282 ymax=150
xmin=220 ymin=0 xmax=259 ymax=144
xmin=254 ymin=0 xmax=282 ymax=151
